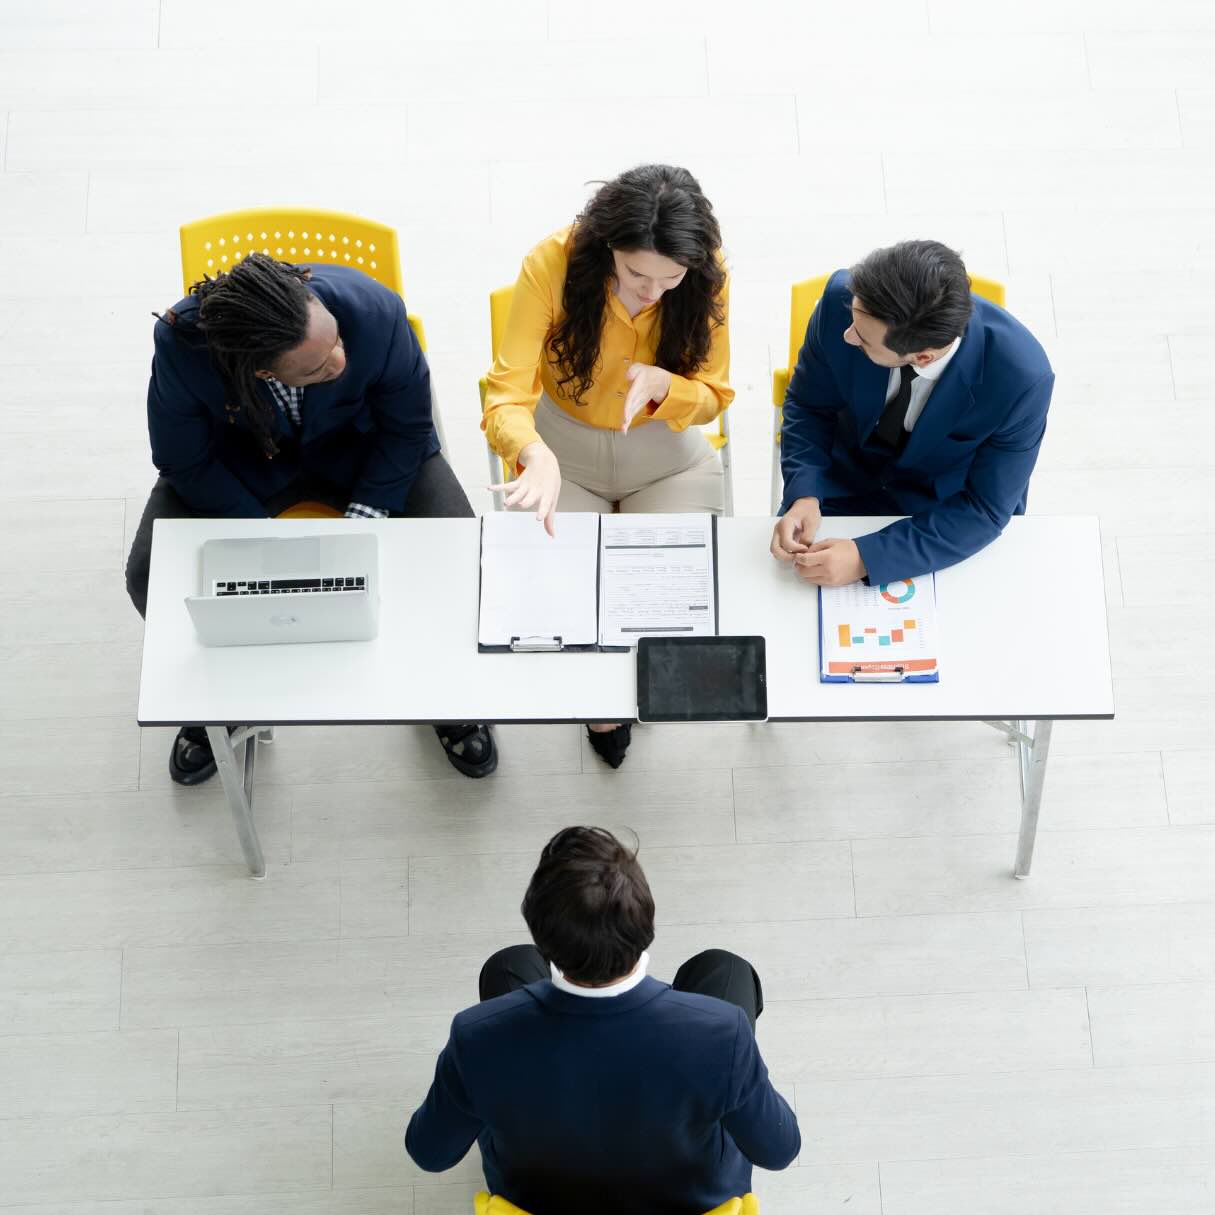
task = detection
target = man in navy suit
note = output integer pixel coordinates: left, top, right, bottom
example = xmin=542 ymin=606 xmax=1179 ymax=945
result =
xmin=406 ymin=827 xmax=800 ymax=1215
xmin=126 ymin=253 xmax=496 ymax=784
xmin=771 ymin=240 xmax=1053 ymax=587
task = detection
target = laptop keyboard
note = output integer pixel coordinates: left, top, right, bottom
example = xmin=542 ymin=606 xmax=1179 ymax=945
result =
xmin=212 ymin=576 xmax=367 ymax=596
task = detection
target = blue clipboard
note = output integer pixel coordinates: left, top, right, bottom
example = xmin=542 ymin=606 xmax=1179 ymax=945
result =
xmin=818 ymin=577 xmax=940 ymax=684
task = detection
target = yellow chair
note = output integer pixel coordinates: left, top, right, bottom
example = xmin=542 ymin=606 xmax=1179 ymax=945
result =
xmin=178 ymin=206 xmax=448 ymax=459
xmin=480 ymin=284 xmax=735 ymax=516
xmin=274 ymin=501 xmax=343 ymax=519
xmin=768 ymin=273 xmax=1006 ymax=514
xmin=473 ymin=1191 xmax=759 ymax=1214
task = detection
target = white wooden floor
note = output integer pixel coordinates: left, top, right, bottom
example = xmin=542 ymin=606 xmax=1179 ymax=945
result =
xmin=2 ymin=2 xmax=1214 ymax=1211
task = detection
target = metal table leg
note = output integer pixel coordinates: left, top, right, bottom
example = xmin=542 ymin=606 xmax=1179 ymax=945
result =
xmin=982 ymin=718 xmax=1054 ymax=879
xmin=206 ymin=725 xmax=267 ymax=879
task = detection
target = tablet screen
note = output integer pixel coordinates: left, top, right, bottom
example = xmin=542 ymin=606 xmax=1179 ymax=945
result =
xmin=636 ymin=636 xmax=767 ymax=723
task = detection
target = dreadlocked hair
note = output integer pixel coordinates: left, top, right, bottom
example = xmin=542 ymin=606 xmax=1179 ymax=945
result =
xmin=549 ymin=163 xmax=726 ymax=406
xmin=190 ymin=253 xmax=315 ymax=457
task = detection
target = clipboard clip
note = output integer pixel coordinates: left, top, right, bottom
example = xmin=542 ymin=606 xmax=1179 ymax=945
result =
xmin=851 ymin=665 xmax=907 ymax=683
xmin=510 ymin=635 xmax=563 ymax=653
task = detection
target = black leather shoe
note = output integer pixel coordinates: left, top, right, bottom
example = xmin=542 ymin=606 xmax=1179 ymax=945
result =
xmin=168 ymin=725 xmax=218 ymax=786
xmin=434 ymin=724 xmax=498 ymax=778
xmin=587 ymin=723 xmax=632 ymax=770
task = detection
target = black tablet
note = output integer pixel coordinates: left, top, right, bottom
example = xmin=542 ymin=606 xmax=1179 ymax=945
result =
xmin=636 ymin=636 xmax=767 ymax=723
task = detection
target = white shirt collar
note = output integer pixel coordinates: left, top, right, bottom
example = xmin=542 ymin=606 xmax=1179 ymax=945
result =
xmin=550 ymin=951 xmax=651 ymax=998
xmin=911 ymin=335 xmax=962 ymax=383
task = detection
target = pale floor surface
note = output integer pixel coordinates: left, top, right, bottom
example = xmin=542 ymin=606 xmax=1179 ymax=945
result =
xmin=1 ymin=1 xmax=1214 ymax=1211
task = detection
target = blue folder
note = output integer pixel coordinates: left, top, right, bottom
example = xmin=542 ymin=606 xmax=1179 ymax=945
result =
xmin=818 ymin=576 xmax=940 ymax=684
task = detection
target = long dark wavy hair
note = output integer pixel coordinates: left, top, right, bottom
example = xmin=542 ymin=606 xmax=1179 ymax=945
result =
xmin=188 ymin=253 xmax=315 ymax=457
xmin=549 ymin=164 xmax=726 ymax=406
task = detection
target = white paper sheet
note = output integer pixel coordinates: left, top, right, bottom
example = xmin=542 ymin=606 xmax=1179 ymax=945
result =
xmin=819 ymin=574 xmax=939 ymax=680
xmin=597 ymin=514 xmax=716 ymax=648
xmin=478 ymin=512 xmax=601 ymax=649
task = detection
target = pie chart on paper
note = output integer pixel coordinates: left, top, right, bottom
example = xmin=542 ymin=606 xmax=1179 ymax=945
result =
xmin=880 ymin=579 xmax=916 ymax=606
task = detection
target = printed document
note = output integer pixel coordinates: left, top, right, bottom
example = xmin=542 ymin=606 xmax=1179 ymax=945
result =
xmin=597 ymin=514 xmax=716 ymax=649
xmin=819 ymin=574 xmax=939 ymax=681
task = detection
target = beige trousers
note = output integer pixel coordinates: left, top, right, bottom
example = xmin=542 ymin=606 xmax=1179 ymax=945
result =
xmin=533 ymin=393 xmax=724 ymax=514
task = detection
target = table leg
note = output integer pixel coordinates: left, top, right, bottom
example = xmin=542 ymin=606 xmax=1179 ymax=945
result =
xmin=981 ymin=719 xmax=1055 ymax=878
xmin=983 ymin=719 xmax=1030 ymax=744
xmin=206 ymin=725 xmax=267 ymax=880
xmin=1013 ymin=719 xmax=1053 ymax=880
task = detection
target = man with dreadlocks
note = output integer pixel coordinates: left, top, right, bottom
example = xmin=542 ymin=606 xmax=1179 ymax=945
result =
xmin=126 ymin=252 xmax=497 ymax=784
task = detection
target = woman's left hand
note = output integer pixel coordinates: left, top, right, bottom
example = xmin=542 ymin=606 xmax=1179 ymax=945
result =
xmin=621 ymin=363 xmax=672 ymax=432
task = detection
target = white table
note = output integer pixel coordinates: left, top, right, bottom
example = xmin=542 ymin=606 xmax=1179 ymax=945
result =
xmin=140 ymin=515 xmax=1114 ymax=879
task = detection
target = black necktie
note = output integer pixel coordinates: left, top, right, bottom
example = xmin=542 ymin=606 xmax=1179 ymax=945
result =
xmin=873 ymin=364 xmax=917 ymax=450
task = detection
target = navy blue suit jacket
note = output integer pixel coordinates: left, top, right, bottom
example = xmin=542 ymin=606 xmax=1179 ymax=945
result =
xmin=779 ymin=270 xmax=1053 ymax=585
xmin=146 ymin=264 xmax=440 ymax=516
xmin=405 ymin=977 xmax=800 ymax=1215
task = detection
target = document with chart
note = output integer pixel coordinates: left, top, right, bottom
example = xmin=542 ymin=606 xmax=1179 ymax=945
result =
xmin=478 ymin=512 xmax=719 ymax=652
xmin=818 ymin=574 xmax=940 ymax=682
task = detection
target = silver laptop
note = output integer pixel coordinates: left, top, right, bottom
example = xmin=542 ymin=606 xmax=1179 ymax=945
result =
xmin=185 ymin=534 xmax=380 ymax=647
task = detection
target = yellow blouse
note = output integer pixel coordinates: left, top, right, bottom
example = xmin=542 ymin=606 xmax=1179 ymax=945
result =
xmin=482 ymin=226 xmax=734 ymax=473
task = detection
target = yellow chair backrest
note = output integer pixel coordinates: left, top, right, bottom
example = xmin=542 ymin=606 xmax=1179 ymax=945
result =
xmin=772 ymin=271 xmax=1006 ymax=407
xmin=473 ymin=1191 xmax=759 ymax=1214
xmin=479 ymin=284 xmax=522 ymax=484
xmin=479 ymin=282 xmax=730 ymax=484
xmin=488 ymin=282 xmax=516 ymax=359
xmin=178 ymin=206 xmax=428 ymax=352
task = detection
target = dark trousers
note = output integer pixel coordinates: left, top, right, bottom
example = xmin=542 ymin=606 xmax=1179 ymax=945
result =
xmin=125 ymin=452 xmax=473 ymax=618
xmin=479 ymin=945 xmax=764 ymax=1033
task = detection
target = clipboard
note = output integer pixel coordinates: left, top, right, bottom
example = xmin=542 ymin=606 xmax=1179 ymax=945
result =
xmin=477 ymin=513 xmax=720 ymax=652
xmin=818 ymin=574 xmax=940 ymax=684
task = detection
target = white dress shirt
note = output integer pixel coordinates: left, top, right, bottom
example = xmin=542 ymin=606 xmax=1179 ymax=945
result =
xmin=550 ymin=950 xmax=651 ymax=998
xmin=883 ymin=335 xmax=962 ymax=433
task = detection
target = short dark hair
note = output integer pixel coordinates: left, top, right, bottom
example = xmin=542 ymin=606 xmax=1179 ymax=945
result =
xmin=521 ymin=826 xmax=655 ymax=986
xmin=849 ymin=240 xmax=973 ymax=356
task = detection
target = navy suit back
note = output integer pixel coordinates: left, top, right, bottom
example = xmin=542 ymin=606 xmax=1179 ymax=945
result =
xmin=405 ymin=978 xmax=800 ymax=1215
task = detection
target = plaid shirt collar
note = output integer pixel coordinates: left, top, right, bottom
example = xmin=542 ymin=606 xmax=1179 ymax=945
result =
xmin=265 ymin=377 xmax=304 ymax=428
xmin=262 ymin=378 xmax=388 ymax=521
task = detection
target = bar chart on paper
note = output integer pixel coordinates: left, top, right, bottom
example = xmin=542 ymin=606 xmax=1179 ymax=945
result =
xmin=838 ymin=578 xmax=922 ymax=648
xmin=819 ymin=575 xmax=940 ymax=682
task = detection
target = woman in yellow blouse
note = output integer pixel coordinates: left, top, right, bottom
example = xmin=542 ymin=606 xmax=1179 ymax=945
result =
xmin=483 ymin=164 xmax=733 ymax=768
xmin=484 ymin=163 xmax=733 ymax=530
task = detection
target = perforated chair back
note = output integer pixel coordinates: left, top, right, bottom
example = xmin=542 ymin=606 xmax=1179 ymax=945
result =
xmin=481 ymin=282 xmax=734 ymax=514
xmin=179 ymin=207 xmax=428 ymax=351
xmin=769 ymin=272 xmax=1006 ymax=512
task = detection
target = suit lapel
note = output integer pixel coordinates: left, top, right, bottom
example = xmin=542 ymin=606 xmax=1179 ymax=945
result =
xmin=253 ymin=380 xmax=295 ymax=445
xmin=299 ymin=383 xmax=329 ymax=443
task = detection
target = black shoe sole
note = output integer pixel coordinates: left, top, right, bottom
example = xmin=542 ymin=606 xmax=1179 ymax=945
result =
xmin=438 ymin=729 xmax=499 ymax=779
xmin=169 ymin=752 xmax=218 ymax=786
xmin=446 ymin=751 xmax=498 ymax=779
xmin=587 ymin=724 xmax=632 ymax=769
xmin=169 ymin=730 xmax=218 ymax=786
